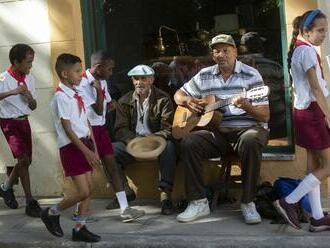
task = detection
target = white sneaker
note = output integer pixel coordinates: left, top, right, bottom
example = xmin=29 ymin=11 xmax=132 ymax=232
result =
xmin=120 ymin=207 xmax=145 ymax=223
xmin=176 ymin=198 xmax=210 ymax=223
xmin=241 ymin=202 xmax=262 ymax=224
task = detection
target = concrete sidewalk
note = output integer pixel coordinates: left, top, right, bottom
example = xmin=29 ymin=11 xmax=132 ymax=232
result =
xmin=1 ymin=198 xmax=330 ymax=248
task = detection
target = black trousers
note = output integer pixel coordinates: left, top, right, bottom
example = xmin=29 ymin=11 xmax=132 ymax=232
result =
xmin=180 ymin=126 xmax=269 ymax=203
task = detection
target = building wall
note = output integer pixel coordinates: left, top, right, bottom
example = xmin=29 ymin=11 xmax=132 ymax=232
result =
xmin=0 ymin=0 xmax=85 ymax=197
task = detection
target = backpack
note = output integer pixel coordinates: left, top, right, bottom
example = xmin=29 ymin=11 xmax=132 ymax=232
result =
xmin=273 ymin=177 xmax=311 ymax=213
xmin=255 ymin=181 xmax=282 ymax=220
xmin=255 ymin=181 xmax=308 ymax=224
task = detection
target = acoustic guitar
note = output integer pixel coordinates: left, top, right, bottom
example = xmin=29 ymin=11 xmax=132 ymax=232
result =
xmin=172 ymin=86 xmax=269 ymax=139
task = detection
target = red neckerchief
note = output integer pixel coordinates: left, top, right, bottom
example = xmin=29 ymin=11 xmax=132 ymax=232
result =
xmin=101 ymin=87 xmax=106 ymax=101
xmin=82 ymin=70 xmax=87 ymax=79
xmin=74 ymin=91 xmax=86 ymax=115
xmin=295 ymin=39 xmax=324 ymax=79
xmin=56 ymin=86 xmax=85 ymax=115
xmin=56 ymin=86 xmax=63 ymax=92
xmin=7 ymin=66 xmax=26 ymax=86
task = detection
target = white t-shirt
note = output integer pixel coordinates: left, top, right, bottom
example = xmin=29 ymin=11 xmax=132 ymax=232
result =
xmin=79 ymin=69 xmax=112 ymax=126
xmin=50 ymin=83 xmax=90 ymax=148
xmin=0 ymin=70 xmax=36 ymax=118
xmin=291 ymin=43 xmax=329 ymax=109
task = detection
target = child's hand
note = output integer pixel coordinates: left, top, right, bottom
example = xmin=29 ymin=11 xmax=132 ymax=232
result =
xmin=21 ymin=89 xmax=33 ymax=98
xmin=13 ymin=85 xmax=28 ymax=95
xmin=91 ymin=80 xmax=102 ymax=91
xmin=17 ymin=85 xmax=34 ymax=102
xmin=84 ymin=149 xmax=102 ymax=168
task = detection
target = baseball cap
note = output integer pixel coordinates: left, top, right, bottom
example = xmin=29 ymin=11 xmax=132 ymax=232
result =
xmin=209 ymin=34 xmax=236 ymax=48
xmin=128 ymin=64 xmax=155 ymax=77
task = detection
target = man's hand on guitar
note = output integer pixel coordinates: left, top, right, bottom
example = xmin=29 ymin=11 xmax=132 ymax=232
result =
xmin=185 ymin=96 xmax=207 ymax=114
xmin=232 ymin=96 xmax=252 ymax=111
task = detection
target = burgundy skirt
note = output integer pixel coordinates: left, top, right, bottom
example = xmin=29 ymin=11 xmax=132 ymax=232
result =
xmin=294 ymin=102 xmax=330 ymax=149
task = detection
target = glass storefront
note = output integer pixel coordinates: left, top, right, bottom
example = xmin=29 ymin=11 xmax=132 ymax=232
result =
xmin=87 ymin=0 xmax=292 ymax=152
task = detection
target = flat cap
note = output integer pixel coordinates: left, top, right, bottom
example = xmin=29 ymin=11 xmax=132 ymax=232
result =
xmin=128 ymin=64 xmax=155 ymax=77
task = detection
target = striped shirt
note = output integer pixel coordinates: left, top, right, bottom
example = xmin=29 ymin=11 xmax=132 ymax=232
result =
xmin=181 ymin=60 xmax=269 ymax=128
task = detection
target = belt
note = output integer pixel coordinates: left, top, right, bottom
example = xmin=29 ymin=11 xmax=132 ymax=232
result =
xmin=0 ymin=115 xmax=28 ymax=121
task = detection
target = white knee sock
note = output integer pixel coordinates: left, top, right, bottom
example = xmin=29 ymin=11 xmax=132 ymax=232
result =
xmin=116 ymin=191 xmax=128 ymax=212
xmin=75 ymin=202 xmax=80 ymax=213
xmin=308 ymin=184 xmax=324 ymax=220
xmin=285 ymin=173 xmax=321 ymax=204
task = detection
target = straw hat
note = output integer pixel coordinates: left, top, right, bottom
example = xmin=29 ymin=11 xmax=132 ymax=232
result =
xmin=127 ymin=136 xmax=167 ymax=161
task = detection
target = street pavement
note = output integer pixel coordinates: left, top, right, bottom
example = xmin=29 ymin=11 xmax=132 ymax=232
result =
xmin=1 ymin=197 xmax=330 ymax=247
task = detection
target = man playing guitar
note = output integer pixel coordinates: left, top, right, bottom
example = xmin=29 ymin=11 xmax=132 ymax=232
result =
xmin=174 ymin=34 xmax=270 ymax=224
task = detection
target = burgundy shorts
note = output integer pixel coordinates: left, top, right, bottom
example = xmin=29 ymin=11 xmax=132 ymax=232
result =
xmin=294 ymin=102 xmax=330 ymax=149
xmin=0 ymin=118 xmax=32 ymax=160
xmin=59 ymin=138 xmax=94 ymax=177
xmin=92 ymin=125 xmax=113 ymax=157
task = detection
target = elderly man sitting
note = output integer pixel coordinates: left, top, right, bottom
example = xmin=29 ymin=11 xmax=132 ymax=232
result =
xmin=112 ymin=64 xmax=177 ymax=215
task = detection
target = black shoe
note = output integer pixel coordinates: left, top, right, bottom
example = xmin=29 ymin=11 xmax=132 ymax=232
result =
xmin=40 ymin=208 xmax=63 ymax=237
xmin=161 ymin=199 xmax=174 ymax=215
xmin=83 ymin=226 xmax=101 ymax=239
xmin=106 ymin=191 xmax=136 ymax=210
xmin=72 ymin=226 xmax=101 ymax=242
xmin=25 ymin=199 xmax=41 ymax=217
xmin=0 ymin=185 xmax=18 ymax=209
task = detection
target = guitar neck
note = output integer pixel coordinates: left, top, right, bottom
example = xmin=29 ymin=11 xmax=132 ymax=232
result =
xmin=203 ymin=86 xmax=268 ymax=113
xmin=204 ymin=97 xmax=232 ymax=113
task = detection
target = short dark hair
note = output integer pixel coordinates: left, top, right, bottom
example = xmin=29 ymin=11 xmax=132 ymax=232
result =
xmin=9 ymin=44 xmax=34 ymax=65
xmin=90 ymin=50 xmax=113 ymax=66
xmin=55 ymin=53 xmax=81 ymax=78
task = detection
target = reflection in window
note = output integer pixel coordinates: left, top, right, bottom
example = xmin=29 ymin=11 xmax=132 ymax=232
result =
xmin=104 ymin=0 xmax=290 ymax=150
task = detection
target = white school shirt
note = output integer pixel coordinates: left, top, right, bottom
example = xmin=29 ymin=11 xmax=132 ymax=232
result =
xmin=50 ymin=83 xmax=90 ymax=148
xmin=79 ymin=69 xmax=112 ymax=126
xmin=291 ymin=42 xmax=329 ymax=109
xmin=0 ymin=70 xmax=36 ymax=118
